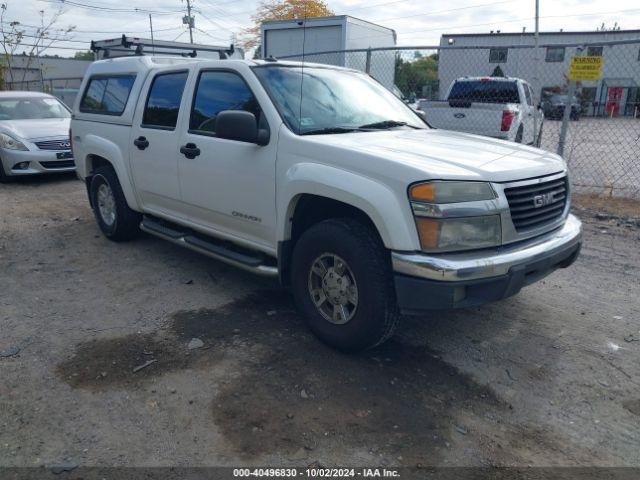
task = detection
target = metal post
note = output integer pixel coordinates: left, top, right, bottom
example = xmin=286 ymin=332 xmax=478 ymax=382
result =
xmin=149 ymin=14 xmax=155 ymax=55
xmin=558 ymin=46 xmax=582 ymax=157
xmin=533 ymin=0 xmax=540 ymax=145
xmin=365 ymin=48 xmax=372 ymax=75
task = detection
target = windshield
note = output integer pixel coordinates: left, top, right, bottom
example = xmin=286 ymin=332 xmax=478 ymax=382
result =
xmin=0 ymin=97 xmax=70 ymax=120
xmin=448 ymin=80 xmax=519 ymax=104
xmin=252 ymin=65 xmax=426 ymax=135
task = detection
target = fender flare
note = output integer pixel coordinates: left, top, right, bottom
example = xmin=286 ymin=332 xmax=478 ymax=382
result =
xmin=278 ymin=163 xmax=420 ymax=251
xmin=82 ymin=135 xmax=141 ymax=211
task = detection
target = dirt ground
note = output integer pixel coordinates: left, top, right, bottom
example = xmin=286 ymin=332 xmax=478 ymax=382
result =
xmin=1 ymin=174 xmax=639 ymax=469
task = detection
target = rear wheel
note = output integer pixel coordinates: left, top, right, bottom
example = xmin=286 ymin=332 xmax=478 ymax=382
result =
xmin=291 ymin=218 xmax=400 ymax=352
xmin=89 ymin=166 xmax=141 ymax=241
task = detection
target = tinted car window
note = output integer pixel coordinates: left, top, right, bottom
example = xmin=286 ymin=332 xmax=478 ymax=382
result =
xmin=80 ymin=75 xmax=136 ymax=115
xmin=448 ymin=80 xmax=519 ymax=104
xmin=142 ymin=71 xmax=188 ymax=129
xmin=189 ymin=71 xmax=261 ymax=135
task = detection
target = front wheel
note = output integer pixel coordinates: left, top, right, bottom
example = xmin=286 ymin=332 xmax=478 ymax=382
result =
xmin=89 ymin=166 xmax=141 ymax=241
xmin=0 ymin=159 xmax=14 ymax=183
xmin=291 ymin=218 xmax=400 ymax=352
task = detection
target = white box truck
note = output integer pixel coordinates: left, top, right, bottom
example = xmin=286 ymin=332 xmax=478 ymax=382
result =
xmin=261 ymin=15 xmax=397 ymax=89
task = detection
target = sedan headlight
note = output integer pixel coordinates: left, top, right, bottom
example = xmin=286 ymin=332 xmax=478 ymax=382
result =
xmin=415 ymin=216 xmax=501 ymax=252
xmin=410 ymin=181 xmax=496 ymax=203
xmin=0 ymin=133 xmax=28 ymax=151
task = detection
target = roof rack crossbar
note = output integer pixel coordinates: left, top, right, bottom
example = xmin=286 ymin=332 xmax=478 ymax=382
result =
xmin=91 ymin=35 xmax=235 ymax=59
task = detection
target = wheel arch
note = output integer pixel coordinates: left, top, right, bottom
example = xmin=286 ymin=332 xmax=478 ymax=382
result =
xmin=277 ymin=164 xmax=419 ymax=285
xmin=81 ymin=136 xmax=140 ymax=211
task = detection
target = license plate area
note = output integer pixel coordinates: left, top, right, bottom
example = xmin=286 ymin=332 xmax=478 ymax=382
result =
xmin=56 ymin=151 xmax=73 ymax=160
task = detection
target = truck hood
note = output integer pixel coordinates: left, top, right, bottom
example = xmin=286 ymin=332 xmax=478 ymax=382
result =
xmin=307 ymin=128 xmax=565 ymax=183
xmin=0 ymin=118 xmax=70 ymax=141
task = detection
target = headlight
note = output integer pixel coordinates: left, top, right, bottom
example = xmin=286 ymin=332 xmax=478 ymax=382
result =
xmin=0 ymin=133 xmax=28 ymax=151
xmin=410 ymin=181 xmax=496 ymax=203
xmin=415 ymin=216 xmax=501 ymax=252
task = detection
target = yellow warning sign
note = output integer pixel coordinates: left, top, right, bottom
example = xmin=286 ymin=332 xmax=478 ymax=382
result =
xmin=568 ymin=56 xmax=603 ymax=81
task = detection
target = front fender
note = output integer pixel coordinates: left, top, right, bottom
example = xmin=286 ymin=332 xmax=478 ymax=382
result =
xmin=81 ymin=134 xmax=140 ymax=211
xmin=278 ymin=163 xmax=420 ymax=251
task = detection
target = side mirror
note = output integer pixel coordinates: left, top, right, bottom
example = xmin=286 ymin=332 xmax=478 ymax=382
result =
xmin=215 ymin=110 xmax=269 ymax=146
xmin=537 ymin=101 xmax=544 ymax=110
xmin=415 ymin=109 xmax=427 ymax=122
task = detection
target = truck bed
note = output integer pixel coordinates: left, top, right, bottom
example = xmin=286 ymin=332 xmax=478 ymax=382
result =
xmin=420 ymin=100 xmax=517 ymax=139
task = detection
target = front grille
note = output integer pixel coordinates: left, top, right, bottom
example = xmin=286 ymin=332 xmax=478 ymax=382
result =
xmin=35 ymin=139 xmax=71 ymax=151
xmin=504 ymin=176 xmax=567 ymax=232
xmin=41 ymin=160 xmax=75 ymax=169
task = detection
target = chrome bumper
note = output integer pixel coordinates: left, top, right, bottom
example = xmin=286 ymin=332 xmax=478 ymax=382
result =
xmin=392 ymin=214 xmax=582 ymax=282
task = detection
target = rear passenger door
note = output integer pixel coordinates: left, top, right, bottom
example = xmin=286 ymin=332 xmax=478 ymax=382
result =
xmin=176 ymin=68 xmax=276 ymax=250
xmin=130 ymin=69 xmax=190 ymax=215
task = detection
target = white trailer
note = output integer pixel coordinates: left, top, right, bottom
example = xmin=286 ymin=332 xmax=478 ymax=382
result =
xmin=261 ymin=15 xmax=396 ymax=89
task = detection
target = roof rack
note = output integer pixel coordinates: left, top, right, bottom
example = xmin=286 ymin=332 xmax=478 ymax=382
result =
xmin=90 ymin=35 xmax=236 ymax=59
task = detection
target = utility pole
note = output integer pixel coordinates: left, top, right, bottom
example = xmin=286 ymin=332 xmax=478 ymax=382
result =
xmin=533 ymin=0 xmax=540 ymax=146
xmin=149 ymin=14 xmax=155 ymax=54
xmin=183 ymin=0 xmax=195 ymax=44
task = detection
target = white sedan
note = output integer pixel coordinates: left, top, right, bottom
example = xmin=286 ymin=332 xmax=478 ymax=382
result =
xmin=0 ymin=91 xmax=73 ymax=182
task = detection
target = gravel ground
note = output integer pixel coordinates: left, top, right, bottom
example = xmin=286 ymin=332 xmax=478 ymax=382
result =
xmin=1 ymin=174 xmax=639 ymax=469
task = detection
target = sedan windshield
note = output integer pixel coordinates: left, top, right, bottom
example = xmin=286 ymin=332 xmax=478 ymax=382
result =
xmin=0 ymin=97 xmax=70 ymax=120
xmin=253 ymin=65 xmax=426 ymax=135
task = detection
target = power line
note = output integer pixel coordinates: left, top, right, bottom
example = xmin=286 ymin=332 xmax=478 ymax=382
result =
xmin=37 ymin=0 xmax=183 ymax=15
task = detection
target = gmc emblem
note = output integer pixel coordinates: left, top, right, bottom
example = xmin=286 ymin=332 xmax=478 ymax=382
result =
xmin=533 ymin=192 xmax=554 ymax=208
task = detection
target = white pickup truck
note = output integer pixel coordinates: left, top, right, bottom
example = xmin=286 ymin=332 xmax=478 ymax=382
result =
xmin=419 ymin=77 xmax=544 ymax=146
xmin=71 ymin=56 xmax=581 ymax=351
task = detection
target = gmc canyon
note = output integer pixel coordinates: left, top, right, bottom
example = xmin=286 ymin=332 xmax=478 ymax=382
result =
xmin=71 ymin=55 xmax=582 ymax=351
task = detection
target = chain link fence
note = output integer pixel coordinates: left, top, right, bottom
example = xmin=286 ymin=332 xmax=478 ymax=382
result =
xmin=281 ymin=39 xmax=640 ymax=199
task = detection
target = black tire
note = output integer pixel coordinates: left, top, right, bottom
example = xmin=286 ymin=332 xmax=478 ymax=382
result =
xmin=535 ymin=122 xmax=544 ymax=148
xmin=514 ymin=125 xmax=524 ymax=143
xmin=89 ymin=166 xmax=141 ymax=241
xmin=291 ymin=218 xmax=400 ymax=352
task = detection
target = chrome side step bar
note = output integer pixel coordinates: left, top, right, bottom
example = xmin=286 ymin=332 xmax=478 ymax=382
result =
xmin=140 ymin=216 xmax=278 ymax=278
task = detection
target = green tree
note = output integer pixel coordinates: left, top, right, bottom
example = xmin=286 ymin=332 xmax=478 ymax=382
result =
xmin=395 ymin=54 xmax=438 ymax=99
xmin=73 ymin=50 xmax=94 ymax=60
xmin=491 ymin=65 xmax=505 ymax=77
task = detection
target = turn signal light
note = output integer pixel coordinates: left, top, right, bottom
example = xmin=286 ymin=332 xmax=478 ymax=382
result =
xmin=415 ymin=218 xmax=439 ymax=248
xmin=409 ymin=183 xmax=436 ymax=202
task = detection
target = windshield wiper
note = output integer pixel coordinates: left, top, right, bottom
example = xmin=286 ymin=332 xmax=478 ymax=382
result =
xmin=300 ymin=126 xmax=360 ymax=135
xmin=358 ymin=120 xmax=418 ymax=130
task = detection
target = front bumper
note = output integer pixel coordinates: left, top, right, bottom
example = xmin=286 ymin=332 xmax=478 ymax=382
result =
xmin=0 ymin=147 xmax=75 ymax=176
xmin=392 ymin=214 xmax=582 ymax=313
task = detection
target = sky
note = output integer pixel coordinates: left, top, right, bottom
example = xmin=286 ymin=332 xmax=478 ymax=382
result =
xmin=3 ymin=0 xmax=640 ymax=57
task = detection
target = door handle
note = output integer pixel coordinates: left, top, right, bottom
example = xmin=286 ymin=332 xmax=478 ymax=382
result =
xmin=134 ymin=136 xmax=149 ymax=150
xmin=180 ymin=143 xmax=201 ymax=159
